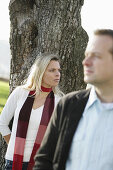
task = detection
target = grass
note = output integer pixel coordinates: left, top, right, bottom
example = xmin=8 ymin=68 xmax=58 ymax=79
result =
xmin=0 ymin=80 xmax=9 ymax=113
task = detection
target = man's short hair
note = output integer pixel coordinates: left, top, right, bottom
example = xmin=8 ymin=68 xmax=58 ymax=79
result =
xmin=94 ymin=29 xmax=113 ymax=55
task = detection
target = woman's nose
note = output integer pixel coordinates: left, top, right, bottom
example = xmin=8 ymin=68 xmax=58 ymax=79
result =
xmin=56 ymin=70 xmax=60 ymax=76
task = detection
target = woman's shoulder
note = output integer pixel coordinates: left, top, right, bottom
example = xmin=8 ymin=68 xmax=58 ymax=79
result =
xmin=13 ymin=86 xmax=29 ymax=92
xmin=12 ymin=86 xmax=29 ymax=97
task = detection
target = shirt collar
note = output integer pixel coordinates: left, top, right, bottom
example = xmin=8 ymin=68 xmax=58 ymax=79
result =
xmin=85 ymin=86 xmax=113 ymax=113
xmin=85 ymin=86 xmax=98 ymax=111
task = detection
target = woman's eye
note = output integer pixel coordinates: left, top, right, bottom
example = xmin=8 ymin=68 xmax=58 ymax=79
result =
xmin=49 ymin=69 xmax=54 ymax=72
xmin=49 ymin=69 xmax=61 ymax=72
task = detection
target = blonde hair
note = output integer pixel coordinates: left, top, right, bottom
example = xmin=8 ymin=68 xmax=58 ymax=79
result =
xmin=23 ymin=53 xmax=63 ymax=96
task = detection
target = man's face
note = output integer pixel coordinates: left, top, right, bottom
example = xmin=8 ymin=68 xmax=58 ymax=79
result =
xmin=82 ymin=35 xmax=113 ymax=87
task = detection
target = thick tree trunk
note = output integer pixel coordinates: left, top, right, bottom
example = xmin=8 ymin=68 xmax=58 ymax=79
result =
xmin=0 ymin=0 xmax=88 ymax=169
xmin=9 ymin=0 xmax=88 ymax=92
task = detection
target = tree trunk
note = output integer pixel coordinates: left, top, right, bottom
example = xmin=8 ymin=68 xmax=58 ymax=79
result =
xmin=0 ymin=0 xmax=88 ymax=169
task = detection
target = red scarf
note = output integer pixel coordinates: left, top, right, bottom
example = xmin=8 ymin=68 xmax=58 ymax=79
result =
xmin=12 ymin=90 xmax=54 ymax=170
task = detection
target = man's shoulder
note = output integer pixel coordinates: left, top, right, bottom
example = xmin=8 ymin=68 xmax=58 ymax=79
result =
xmin=60 ymin=88 xmax=91 ymax=103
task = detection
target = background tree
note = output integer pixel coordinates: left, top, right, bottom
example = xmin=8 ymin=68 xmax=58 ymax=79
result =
xmin=0 ymin=0 xmax=88 ymax=169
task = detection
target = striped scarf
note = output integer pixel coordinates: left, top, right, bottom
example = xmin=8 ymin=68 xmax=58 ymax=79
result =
xmin=12 ymin=90 xmax=54 ymax=170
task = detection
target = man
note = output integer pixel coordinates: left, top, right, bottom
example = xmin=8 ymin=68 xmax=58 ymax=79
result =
xmin=33 ymin=29 xmax=113 ymax=170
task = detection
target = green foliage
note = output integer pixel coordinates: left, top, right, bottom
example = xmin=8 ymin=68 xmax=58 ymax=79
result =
xmin=0 ymin=80 xmax=9 ymax=113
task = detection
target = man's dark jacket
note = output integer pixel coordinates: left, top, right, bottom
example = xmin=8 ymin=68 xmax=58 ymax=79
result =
xmin=33 ymin=89 xmax=90 ymax=170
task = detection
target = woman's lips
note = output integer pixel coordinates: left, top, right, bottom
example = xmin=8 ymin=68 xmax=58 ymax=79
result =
xmin=54 ymin=79 xmax=60 ymax=82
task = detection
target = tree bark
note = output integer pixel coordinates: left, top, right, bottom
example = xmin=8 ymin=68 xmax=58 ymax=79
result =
xmin=0 ymin=0 xmax=88 ymax=169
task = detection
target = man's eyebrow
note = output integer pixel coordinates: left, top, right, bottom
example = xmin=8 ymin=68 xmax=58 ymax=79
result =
xmin=85 ymin=51 xmax=101 ymax=56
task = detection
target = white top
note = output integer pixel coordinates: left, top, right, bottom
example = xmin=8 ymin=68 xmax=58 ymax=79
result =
xmin=66 ymin=86 xmax=113 ymax=170
xmin=0 ymin=86 xmax=61 ymax=161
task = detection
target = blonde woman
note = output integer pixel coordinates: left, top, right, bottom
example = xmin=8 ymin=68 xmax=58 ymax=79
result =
xmin=0 ymin=53 xmax=63 ymax=170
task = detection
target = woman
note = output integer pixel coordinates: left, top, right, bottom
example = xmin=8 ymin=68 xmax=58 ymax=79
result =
xmin=0 ymin=53 xmax=63 ymax=170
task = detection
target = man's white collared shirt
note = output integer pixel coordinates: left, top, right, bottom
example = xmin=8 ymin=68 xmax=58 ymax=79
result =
xmin=66 ymin=87 xmax=113 ymax=170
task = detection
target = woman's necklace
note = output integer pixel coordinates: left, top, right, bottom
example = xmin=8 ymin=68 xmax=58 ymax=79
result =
xmin=41 ymin=86 xmax=52 ymax=92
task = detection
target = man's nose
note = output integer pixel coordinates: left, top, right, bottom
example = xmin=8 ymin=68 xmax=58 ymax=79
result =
xmin=82 ymin=57 xmax=92 ymax=66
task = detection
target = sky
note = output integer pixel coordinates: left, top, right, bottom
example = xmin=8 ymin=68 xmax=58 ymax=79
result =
xmin=81 ymin=0 xmax=113 ymax=37
xmin=0 ymin=0 xmax=113 ymax=41
xmin=0 ymin=1 xmax=10 ymax=42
